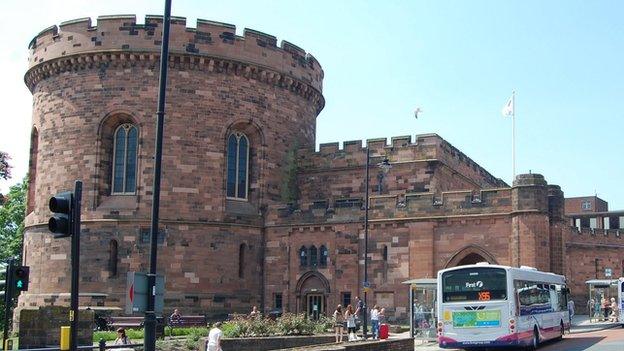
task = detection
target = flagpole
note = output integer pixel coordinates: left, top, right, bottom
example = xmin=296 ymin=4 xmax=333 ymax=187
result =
xmin=512 ymin=91 xmax=516 ymax=179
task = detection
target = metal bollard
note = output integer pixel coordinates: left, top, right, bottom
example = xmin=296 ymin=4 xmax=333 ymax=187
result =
xmin=99 ymin=338 xmax=106 ymax=351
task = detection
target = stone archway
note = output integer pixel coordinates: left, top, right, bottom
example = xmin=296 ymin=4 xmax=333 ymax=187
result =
xmin=445 ymin=245 xmax=498 ymax=268
xmin=295 ymin=271 xmax=330 ymax=320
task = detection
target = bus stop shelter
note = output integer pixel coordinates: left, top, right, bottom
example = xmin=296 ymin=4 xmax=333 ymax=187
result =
xmin=585 ymin=279 xmax=620 ymax=322
xmin=403 ymin=278 xmax=437 ymax=340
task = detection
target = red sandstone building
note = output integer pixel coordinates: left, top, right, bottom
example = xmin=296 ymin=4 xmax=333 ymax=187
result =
xmin=18 ymin=15 xmax=623 ymax=323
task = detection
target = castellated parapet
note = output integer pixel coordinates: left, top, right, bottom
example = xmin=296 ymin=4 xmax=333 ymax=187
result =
xmin=25 ymin=15 xmax=323 ymax=111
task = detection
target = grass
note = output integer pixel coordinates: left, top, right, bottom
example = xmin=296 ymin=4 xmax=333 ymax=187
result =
xmin=93 ymin=327 xmax=209 ymax=342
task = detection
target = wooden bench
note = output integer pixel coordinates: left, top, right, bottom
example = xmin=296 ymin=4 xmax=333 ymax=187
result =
xmin=168 ymin=315 xmax=206 ymax=327
xmin=108 ymin=316 xmax=144 ymax=329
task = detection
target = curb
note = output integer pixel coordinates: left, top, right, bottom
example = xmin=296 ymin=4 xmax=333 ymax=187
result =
xmin=570 ymin=323 xmax=621 ymax=334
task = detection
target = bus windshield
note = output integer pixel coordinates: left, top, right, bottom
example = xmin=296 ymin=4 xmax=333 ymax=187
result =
xmin=442 ymin=267 xmax=507 ymax=302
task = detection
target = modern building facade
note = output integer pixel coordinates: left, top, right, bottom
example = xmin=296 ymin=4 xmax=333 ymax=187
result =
xmin=18 ymin=15 xmax=624 ymax=323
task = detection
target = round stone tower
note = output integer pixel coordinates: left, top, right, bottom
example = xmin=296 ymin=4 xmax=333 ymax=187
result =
xmin=21 ymin=15 xmax=324 ymax=317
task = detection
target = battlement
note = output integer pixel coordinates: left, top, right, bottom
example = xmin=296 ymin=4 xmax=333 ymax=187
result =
xmin=567 ymin=227 xmax=623 ymax=247
xmin=26 ymin=15 xmax=323 ymax=92
xmin=304 ymin=134 xmax=507 ymax=188
xmin=266 ymin=187 xmax=516 ymax=225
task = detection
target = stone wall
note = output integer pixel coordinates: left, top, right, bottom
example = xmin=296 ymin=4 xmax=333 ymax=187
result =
xmin=565 ymin=227 xmax=624 ymax=313
xmin=17 ymin=307 xmax=93 ymax=348
xmin=199 ymin=335 xmax=335 ymax=351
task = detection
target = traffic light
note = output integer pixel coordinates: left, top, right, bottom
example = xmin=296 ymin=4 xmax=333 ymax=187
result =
xmin=12 ymin=266 xmax=29 ymax=292
xmin=48 ymin=191 xmax=74 ymax=238
xmin=0 ymin=263 xmax=8 ymax=299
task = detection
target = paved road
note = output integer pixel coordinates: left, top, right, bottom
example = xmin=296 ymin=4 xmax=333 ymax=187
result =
xmin=415 ymin=327 xmax=624 ymax=350
xmin=539 ymin=327 xmax=624 ymax=351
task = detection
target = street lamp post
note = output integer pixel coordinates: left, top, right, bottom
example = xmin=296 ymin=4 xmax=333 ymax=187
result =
xmin=363 ymin=147 xmax=391 ymax=339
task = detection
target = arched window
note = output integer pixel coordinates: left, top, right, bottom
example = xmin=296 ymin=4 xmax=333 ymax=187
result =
xmin=309 ymin=245 xmax=318 ymax=268
xmin=226 ymin=132 xmax=249 ymax=199
xmin=108 ymin=240 xmax=118 ymax=276
xmin=239 ymin=243 xmax=246 ymax=278
xmin=299 ymin=246 xmax=308 ymax=267
xmin=112 ymin=124 xmax=138 ymax=194
xmin=319 ymin=245 xmax=328 ymax=267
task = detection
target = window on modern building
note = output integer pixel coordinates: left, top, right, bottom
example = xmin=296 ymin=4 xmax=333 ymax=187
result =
xmin=274 ymin=293 xmax=283 ymax=310
xmin=581 ymin=200 xmax=592 ymax=211
xmin=112 ymin=124 xmax=138 ymax=194
xmin=309 ymin=245 xmax=318 ymax=267
xmin=603 ymin=217 xmax=610 ymax=230
xmin=299 ymin=246 xmax=308 ymax=267
xmin=226 ymin=132 xmax=249 ymax=200
xmin=239 ymin=244 xmax=246 ymax=278
xmin=341 ymin=292 xmax=352 ymax=308
xmin=589 ymin=217 xmax=597 ymax=229
xmin=319 ymin=245 xmax=328 ymax=267
xmin=109 ymin=240 xmax=118 ymax=276
xmin=619 ymin=216 xmax=624 ymax=229
xmin=574 ymin=218 xmax=581 ymax=230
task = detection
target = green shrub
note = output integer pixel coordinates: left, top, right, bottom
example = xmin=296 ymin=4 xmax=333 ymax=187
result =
xmin=221 ymin=313 xmax=330 ymax=338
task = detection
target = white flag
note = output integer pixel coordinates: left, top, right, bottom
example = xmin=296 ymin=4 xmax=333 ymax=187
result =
xmin=501 ymin=94 xmax=514 ymax=117
xmin=414 ymin=107 xmax=422 ymax=119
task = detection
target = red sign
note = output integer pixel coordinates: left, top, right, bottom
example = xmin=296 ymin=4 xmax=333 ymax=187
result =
xmin=129 ymin=283 xmax=134 ymax=303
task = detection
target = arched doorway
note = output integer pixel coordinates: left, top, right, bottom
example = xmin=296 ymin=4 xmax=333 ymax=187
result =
xmin=445 ymin=245 xmax=498 ymax=268
xmin=295 ymin=271 xmax=330 ymax=320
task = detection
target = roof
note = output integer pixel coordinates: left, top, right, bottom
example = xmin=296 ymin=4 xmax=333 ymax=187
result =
xmin=402 ymin=278 xmax=437 ymax=287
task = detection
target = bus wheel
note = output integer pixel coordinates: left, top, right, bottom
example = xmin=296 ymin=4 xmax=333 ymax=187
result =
xmin=556 ymin=321 xmax=564 ymax=340
xmin=529 ymin=327 xmax=539 ymax=350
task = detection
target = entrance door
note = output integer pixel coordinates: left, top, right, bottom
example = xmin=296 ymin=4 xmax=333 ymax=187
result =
xmin=307 ymin=294 xmax=324 ymax=320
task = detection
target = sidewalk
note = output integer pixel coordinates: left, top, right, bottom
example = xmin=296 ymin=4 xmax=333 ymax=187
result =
xmin=570 ymin=314 xmax=621 ymax=333
xmin=411 ymin=315 xmax=622 ymax=349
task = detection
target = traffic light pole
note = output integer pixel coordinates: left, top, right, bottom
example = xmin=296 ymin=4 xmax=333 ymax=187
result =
xmin=145 ymin=1 xmax=172 ymax=350
xmin=3 ymin=258 xmax=14 ymax=345
xmin=69 ymin=181 xmax=82 ymax=351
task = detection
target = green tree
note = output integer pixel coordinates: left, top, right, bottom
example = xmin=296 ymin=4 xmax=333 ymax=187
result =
xmin=0 ymin=178 xmax=26 ymax=331
xmin=0 ymin=151 xmax=11 ymax=181
xmin=0 ymin=179 xmax=27 ymax=261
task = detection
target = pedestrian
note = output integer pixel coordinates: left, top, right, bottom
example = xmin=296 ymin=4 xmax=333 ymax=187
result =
xmin=113 ymin=328 xmax=132 ymax=351
xmin=345 ymin=304 xmax=357 ymax=342
xmin=206 ymin=322 xmax=223 ymax=351
xmin=169 ymin=308 xmax=182 ymax=326
xmin=370 ymin=305 xmax=380 ymax=340
xmin=249 ymin=305 xmax=260 ymax=319
xmin=602 ymin=297 xmax=611 ymax=320
xmin=609 ymin=297 xmax=619 ymax=322
xmin=379 ymin=307 xmax=386 ymax=324
xmin=567 ymin=299 xmax=575 ymax=319
xmin=594 ymin=298 xmax=602 ymax=321
xmin=333 ymin=304 xmax=345 ymax=343
xmin=354 ymin=296 xmax=364 ymax=332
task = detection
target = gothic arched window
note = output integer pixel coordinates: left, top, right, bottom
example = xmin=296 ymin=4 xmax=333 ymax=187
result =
xmin=112 ymin=124 xmax=138 ymax=194
xmin=319 ymin=245 xmax=328 ymax=267
xmin=299 ymin=246 xmax=308 ymax=267
xmin=309 ymin=245 xmax=318 ymax=268
xmin=226 ymin=132 xmax=249 ymax=199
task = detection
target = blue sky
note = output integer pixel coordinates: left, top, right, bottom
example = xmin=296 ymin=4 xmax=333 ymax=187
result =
xmin=1 ymin=0 xmax=623 ymax=208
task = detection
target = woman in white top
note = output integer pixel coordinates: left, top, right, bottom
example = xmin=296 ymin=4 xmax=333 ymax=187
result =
xmin=370 ymin=305 xmax=380 ymax=339
xmin=206 ymin=322 xmax=223 ymax=351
